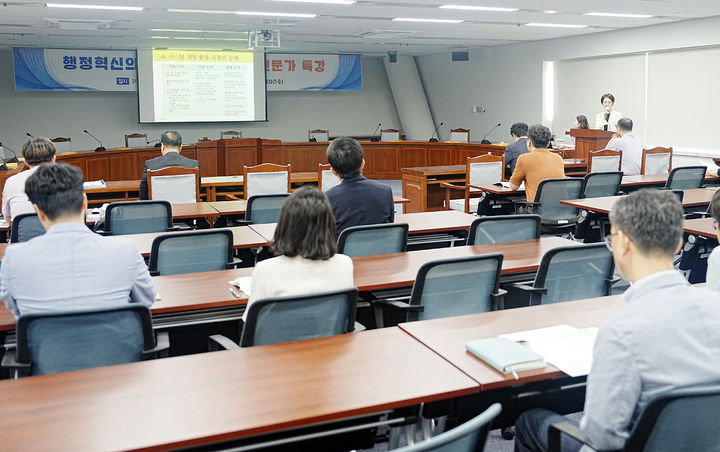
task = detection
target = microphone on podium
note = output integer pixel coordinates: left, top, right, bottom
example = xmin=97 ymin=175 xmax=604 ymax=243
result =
xmin=480 ymin=123 xmax=501 ymax=144
xmin=429 ymin=122 xmax=444 ymax=142
xmin=370 ymin=123 xmax=382 ymax=142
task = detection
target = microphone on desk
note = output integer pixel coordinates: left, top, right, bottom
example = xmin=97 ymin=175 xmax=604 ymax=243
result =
xmin=370 ymin=123 xmax=382 ymax=142
xmin=0 ymin=142 xmax=20 ymax=164
xmin=480 ymin=123 xmax=501 ymax=144
xmin=147 ymin=139 xmax=161 ymax=148
xmin=26 ymin=132 xmax=34 ymax=139
xmin=83 ymin=129 xmax=106 ymax=152
xmin=429 ymin=122 xmax=444 ymax=142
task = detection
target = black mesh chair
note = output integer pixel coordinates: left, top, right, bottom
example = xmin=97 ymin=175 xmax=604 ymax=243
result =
xmin=102 ymin=200 xmax=173 ymax=235
xmin=518 ymin=178 xmax=584 ymax=234
xmin=581 ymin=171 xmax=623 ymax=198
xmin=393 ymin=403 xmax=501 ymax=452
xmin=10 ymin=213 xmax=45 ymax=243
xmin=506 ymin=243 xmax=616 ymax=307
xmin=148 ymin=229 xmax=240 ymax=276
xmin=549 ymin=384 xmax=720 ymax=452
xmin=467 ymin=215 xmax=540 ymax=245
xmin=665 ymin=166 xmax=706 ymax=190
xmin=209 ymin=288 xmax=358 ymax=349
xmin=337 ymin=223 xmax=409 ymax=257
xmin=245 ymin=194 xmax=290 ymax=224
xmin=1 ymin=305 xmax=168 ymax=377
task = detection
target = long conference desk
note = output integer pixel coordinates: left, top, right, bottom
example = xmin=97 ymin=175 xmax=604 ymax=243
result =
xmin=0 ymin=292 xmax=626 ymax=451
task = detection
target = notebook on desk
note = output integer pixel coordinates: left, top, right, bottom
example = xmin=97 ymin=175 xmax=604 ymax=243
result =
xmin=465 ymin=337 xmax=545 ymax=379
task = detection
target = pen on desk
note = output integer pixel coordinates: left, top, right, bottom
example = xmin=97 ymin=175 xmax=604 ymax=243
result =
xmin=229 ymin=287 xmax=241 ymax=298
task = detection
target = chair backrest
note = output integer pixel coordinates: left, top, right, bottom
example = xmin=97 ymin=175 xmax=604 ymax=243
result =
xmin=624 ymin=384 xmax=720 ymax=452
xmin=337 ymin=223 xmax=409 ymax=257
xmin=240 ymin=288 xmax=358 ymax=347
xmin=147 ymin=166 xmax=200 ymax=204
xmin=243 ymin=163 xmax=291 ymax=199
xmin=665 ymin=166 xmax=706 ymax=190
xmin=380 ymin=128 xmax=401 ymax=141
xmin=308 ymin=129 xmax=329 ymax=142
xmin=581 ymin=171 xmax=623 ymax=198
xmin=220 ymin=130 xmax=242 ymax=139
xmin=318 ymin=163 xmax=341 ymax=191
xmin=467 ymin=215 xmax=541 ymax=245
xmin=15 ymin=305 xmax=155 ymax=376
xmin=533 ymin=178 xmax=584 ymax=225
xmin=449 ymin=128 xmax=470 ymax=143
xmin=534 ymin=243 xmax=614 ymax=305
xmin=409 ymin=254 xmax=503 ymax=322
xmin=393 ymin=403 xmax=501 ymax=452
xmin=588 ymin=149 xmax=622 ymax=173
xmin=148 ymin=230 xmax=234 ymax=276
xmin=245 ymin=194 xmax=290 ymax=224
xmin=104 ymin=200 xmax=172 ymax=235
xmin=51 ymin=137 xmax=72 ymax=153
xmin=467 ymin=154 xmax=504 ymax=185
xmin=10 ymin=213 xmax=45 ymax=243
xmin=642 ymin=146 xmax=673 ymax=175
xmin=125 ymin=133 xmax=148 ymax=148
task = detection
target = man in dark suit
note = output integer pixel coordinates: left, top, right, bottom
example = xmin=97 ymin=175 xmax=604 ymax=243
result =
xmin=138 ymin=131 xmax=199 ymax=200
xmin=325 ymin=137 xmax=394 ymax=234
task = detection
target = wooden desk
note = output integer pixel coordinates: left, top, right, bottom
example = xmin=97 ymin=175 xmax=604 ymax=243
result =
xmin=621 ymin=174 xmax=718 ymax=187
xmin=399 ymin=295 xmax=625 ymax=390
xmin=402 ymin=160 xmax=585 ymax=213
xmin=0 ymin=328 xmax=478 ymax=451
xmin=208 ymin=196 xmax=410 ymax=218
xmin=684 ymin=217 xmax=716 ymax=239
xmin=560 ymin=188 xmax=718 ymax=214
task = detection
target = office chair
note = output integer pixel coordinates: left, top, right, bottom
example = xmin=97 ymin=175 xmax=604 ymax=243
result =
xmin=467 ymin=215 xmax=541 ymax=245
xmin=642 ymin=146 xmax=672 ymax=175
xmin=449 ymin=128 xmax=470 ymax=143
xmin=505 ymin=243 xmax=616 ymax=308
xmin=337 ymin=223 xmax=409 ymax=257
xmin=10 ymin=213 xmax=45 ymax=243
xmin=220 ymin=130 xmax=242 ymax=139
xmin=581 ymin=171 xmax=623 ymax=198
xmin=245 ymin=194 xmax=290 ymax=224
xmin=148 ymin=229 xmax=240 ymax=276
xmin=587 ymin=149 xmax=622 ymax=173
xmin=1 ymin=305 xmax=168 ymax=377
xmin=243 ymin=163 xmax=291 ymax=199
xmin=549 ymin=384 xmax=720 ymax=452
xmin=147 ymin=166 xmax=200 ymax=204
xmin=208 ymin=288 xmax=358 ymax=349
xmin=665 ymin=166 xmax=706 ymax=190
xmin=308 ymin=129 xmax=329 ymax=142
xmin=124 ymin=133 xmax=148 ymax=148
xmin=50 ymin=137 xmax=72 ymax=153
xmin=517 ymin=178 xmax=584 ymax=235
xmin=318 ymin=163 xmax=341 ymax=192
xmin=442 ymin=154 xmax=504 ymax=214
xmin=101 ymin=200 xmax=173 ymax=235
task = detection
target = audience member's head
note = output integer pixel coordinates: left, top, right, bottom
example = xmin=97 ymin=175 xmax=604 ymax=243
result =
xmin=272 ymin=186 xmax=337 ymax=260
xmin=160 ymin=131 xmax=182 ymax=152
xmin=600 ymin=93 xmax=615 ymax=106
xmin=327 ymin=137 xmax=363 ymax=179
xmin=608 ymin=189 xmax=683 ymax=279
xmin=510 ymin=122 xmax=529 ymax=139
xmin=710 ymin=190 xmax=720 ymax=241
xmin=617 ymin=117 xmax=633 ymax=133
xmin=25 ymin=163 xmax=86 ymax=224
xmin=575 ymin=115 xmax=589 ymax=129
xmin=21 ymin=137 xmax=57 ymax=167
xmin=526 ymin=124 xmax=552 ymax=149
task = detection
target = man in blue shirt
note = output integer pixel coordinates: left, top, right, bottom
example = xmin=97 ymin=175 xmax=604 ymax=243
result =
xmin=0 ymin=163 xmax=156 ymax=317
xmin=513 ymin=189 xmax=720 ymax=451
xmin=504 ymin=122 xmax=529 ymax=178
xmin=606 ymin=117 xmax=643 ymax=176
xmin=325 ymin=137 xmax=394 ymax=234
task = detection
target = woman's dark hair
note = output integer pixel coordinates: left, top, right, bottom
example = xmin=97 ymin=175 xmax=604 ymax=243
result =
xmin=271 ymin=186 xmax=337 ymax=260
xmin=21 ymin=137 xmax=56 ymax=165
xmin=600 ymin=93 xmax=615 ymax=104
xmin=576 ymin=115 xmax=589 ymax=129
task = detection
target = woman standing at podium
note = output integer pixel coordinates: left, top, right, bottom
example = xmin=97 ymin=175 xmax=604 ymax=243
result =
xmin=594 ymin=93 xmax=623 ymax=131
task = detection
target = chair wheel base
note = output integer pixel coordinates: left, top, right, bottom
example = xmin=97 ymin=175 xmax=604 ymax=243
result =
xmin=501 ymin=426 xmax=515 ymax=440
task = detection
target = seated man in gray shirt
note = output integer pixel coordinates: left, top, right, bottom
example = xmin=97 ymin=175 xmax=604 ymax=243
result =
xmin=606 ymin=117 xmax=643 ymax=175
xmin=513 ymin=189 xmax=720 ymax=452
xmin=503 ymin=122 xmax=529 ymax=179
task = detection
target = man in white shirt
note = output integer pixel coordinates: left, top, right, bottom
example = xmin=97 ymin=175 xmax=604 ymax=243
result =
xmin=513 ymin=189 xmax=720 ymax=452
xmin=606 ymin=117 xmax=643 ymax=175
xmin=1 ymin=137 xmax=56 ymax=223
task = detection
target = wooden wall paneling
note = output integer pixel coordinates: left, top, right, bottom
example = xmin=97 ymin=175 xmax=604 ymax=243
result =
xmin=221 ymin=139 xmax=262 ymax=175
xmin=428 ymin=146 xmax=454 ymax=166
xmin=363 ymin=143 xmax=401 ymax=179
xmin=84 ymin=156 xmax=111 ymax=181
xmin=399 ymin=144 xmax=429 ymax=169
xmin=108 ymin=154 xmax=137 ymax=180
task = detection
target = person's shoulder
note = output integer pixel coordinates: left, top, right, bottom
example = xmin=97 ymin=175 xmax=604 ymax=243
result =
xmin=331 ymin=253 xmax=353 ymax=266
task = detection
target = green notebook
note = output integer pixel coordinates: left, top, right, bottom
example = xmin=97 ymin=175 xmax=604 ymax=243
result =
xmin=465 ymin=337 xmax=545 ymax=379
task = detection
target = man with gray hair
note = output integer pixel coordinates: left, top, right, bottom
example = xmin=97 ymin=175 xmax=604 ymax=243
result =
xmin=606 ymin=117 xmax=642 ymax=176
xmin=513 ymin=189 xmax=720 ymax=452
xmin=138 ymin=131 xmax=199 ymax=200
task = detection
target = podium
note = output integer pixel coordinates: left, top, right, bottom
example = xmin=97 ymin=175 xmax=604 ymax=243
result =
xmin=568 ymin=129 xmax=614 ymax=161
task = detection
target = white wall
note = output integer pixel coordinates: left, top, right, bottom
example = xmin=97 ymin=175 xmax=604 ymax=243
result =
xmin=417 ymin=15 xmax=720 ymax=159
xmin=0 ymin=52 xmax=400 ymax=151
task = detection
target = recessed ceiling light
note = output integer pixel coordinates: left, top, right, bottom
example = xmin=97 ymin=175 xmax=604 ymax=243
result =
xmin=235 ymin=10 xmax=317 ymax=18
xmin=393 ymin=18 xmax=464 ymax=24
xmin=585 ymin=12 xmax=653 ymax=18
xmin=267 ymin=0 xmax=355 ymax=4
xmin=47 ymin=3 xmax=143 ymax=11
xmin=439 ymin=5 xmax=518 ymax=12
xmin=544 ymin=10 xmax=557 ymax=14
xmin=150 ymin=28 xmax=247 ymax=34
xmin=166 ymin=9 xmax=235 ymax=14
xmin=526 ymin=22 xmax=587 ymax=28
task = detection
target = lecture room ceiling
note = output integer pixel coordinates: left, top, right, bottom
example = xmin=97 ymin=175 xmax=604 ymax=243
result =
xmin=1 ymin=0 xmax=719 ymax=55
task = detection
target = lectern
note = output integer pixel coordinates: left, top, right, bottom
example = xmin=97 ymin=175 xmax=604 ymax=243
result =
xmin=567 ymin=129 xmax=614 ymax=161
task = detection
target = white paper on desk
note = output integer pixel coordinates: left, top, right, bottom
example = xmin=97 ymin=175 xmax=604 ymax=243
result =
xmin=83 ymin=179 xmax=106 ymax=189
xmin=229 ymin=276 xmax=252 ymax=296
xmin=500 ymin=324 xmax=598 ymax=377
xmin=0 ymin=219 xmax=8 ymax=228
xmin=498 ymin=181 xmax=525 ymax=190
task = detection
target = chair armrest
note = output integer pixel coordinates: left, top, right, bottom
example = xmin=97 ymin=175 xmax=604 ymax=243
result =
xmin=491 ymin=288 xmax=507 ymax=310
xmin=208 ymin=334 xmax=240 ymax=351
xmin=508 ymin=283 xmax=547 ymax=294
xmin=439 ymin=182 xmax=467 ymax=191
xmin=167 ymin=225 xmax=183 ymax=231
xmin=548 ymin=421 xmax=590 ymax=452
xmin=226 ymin=258 xmax=243 ymax=269
xmin=353 ymin=322 xmax=366 ymax=332
xmin=225 ymin=194 xmax=241 ymax=200
xmin=1 ymin=350 xmax=31 ymax=375
xmin=375 ymin=300 xmax=424 ymax=312
xmin=143 ymin=331 xmax=170 ymax=358
xmin=94 ymin=229 xmax=111 ymax=236
xmin=606 ymin=276 xmax=621 ymax=286
xmin=149 ymin=270 xmax=159 ymax=277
